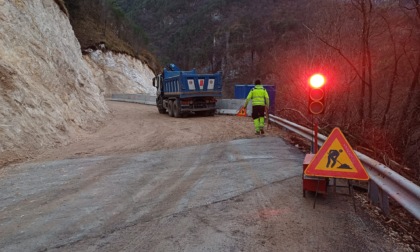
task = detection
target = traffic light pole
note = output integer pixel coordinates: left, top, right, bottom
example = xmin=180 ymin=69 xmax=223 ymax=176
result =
xmin=310 ymin=115 xmax=319 ymax=154
xmin=314 ymin=118 xmax=318 ymax=153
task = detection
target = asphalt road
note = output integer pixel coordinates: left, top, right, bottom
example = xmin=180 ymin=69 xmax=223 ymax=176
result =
xmin=0 ymin=137 xmax=403 ymax=251
xmin=0 ymin=102 xmax=407 ymax=251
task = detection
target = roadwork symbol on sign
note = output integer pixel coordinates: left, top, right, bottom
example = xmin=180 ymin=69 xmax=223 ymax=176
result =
xmin=304 ymin=128 xmax=369 ymax=180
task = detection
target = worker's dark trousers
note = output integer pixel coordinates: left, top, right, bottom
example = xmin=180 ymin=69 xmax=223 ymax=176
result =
xmin=252 ymin=106 xmax=265 ymax=133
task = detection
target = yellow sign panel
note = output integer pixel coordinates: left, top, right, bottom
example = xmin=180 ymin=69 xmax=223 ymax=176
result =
xmin=304 ymin=128 xmax=369 ymax=180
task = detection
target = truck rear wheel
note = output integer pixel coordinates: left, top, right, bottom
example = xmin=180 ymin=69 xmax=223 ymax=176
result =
xmin=157 ymin=97 xmax=166 ymax=114
xmin=173 ymin=99 xmax=181 ymax=118
xmin=168 ymin=100 xmax=174 ymax=117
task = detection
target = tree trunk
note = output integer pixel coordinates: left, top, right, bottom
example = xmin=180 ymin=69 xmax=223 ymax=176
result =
xmin=380 ymin=14 xmax=400 ymax=128
xmin=398 ymin=54 xmax=420 ymax=134
xmin=357 ymin=0 xmax=373 ymax=124
xmin=359 ymin=49 xmax=366 ymax=124
xmin=366 ymin=37 xmax=373 ymax=119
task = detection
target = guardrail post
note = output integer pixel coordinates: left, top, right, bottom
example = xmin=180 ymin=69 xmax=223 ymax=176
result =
xmin=368 ymin=181 xmax=390 ymax=216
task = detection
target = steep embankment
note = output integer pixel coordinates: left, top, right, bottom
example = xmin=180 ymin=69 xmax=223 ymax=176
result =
xmin=0 ymin=1 xmax=155 ymax=166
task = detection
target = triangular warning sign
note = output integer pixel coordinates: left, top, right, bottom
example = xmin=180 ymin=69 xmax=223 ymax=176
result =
xmin=236 ymin=107 xmax=247 ymax=117
xmin=304 ymin=128 xmax=369 ymax=180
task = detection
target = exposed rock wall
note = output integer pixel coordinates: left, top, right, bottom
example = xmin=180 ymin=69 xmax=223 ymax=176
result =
xmin=84 ymin=50 xmax=156 ymax=96
xmin=0 ymin=1 xmax=154 ymax=165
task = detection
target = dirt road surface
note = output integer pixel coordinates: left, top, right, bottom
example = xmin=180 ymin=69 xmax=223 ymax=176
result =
xmin=0 ymin=101 xmax=411 ymax=251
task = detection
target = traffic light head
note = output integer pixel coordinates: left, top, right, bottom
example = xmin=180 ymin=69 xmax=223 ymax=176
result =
xmin=309 ymin=74 xmax=325 ymax=88
xmin=308 ymin=73 xmax=326 ymax=115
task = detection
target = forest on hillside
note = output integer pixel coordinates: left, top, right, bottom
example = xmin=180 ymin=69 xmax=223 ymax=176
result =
xmin=64 ymin=0 xmax=419 ymax=183
xmin=64 ymin=0 xmax=160 ymax=72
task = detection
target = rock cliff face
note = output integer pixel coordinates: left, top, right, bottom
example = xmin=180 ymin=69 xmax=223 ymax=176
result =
xmin=84 ymin=49 xmax=156 ymax=96
xmin=0 ymin=0 xmax=154 ymax=165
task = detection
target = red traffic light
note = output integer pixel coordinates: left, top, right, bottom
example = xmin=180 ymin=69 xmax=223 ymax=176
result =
xmin=309 ymin=74 xmax=325 ymax=88
xmin=308 ymin=73 xmax=326 ymax=115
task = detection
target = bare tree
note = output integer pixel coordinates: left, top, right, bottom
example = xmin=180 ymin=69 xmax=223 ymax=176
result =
xmin=351 ymin=0 xmax=374 ymax=124
xmin=379 ymin=12 xmax=403 ymax=128
xmin=397 ymin=0 xmax=420 ymax=136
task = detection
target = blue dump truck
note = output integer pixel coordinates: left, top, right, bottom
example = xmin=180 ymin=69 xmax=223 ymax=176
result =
xmin=152 ymin=64 xmax=223 ymax=117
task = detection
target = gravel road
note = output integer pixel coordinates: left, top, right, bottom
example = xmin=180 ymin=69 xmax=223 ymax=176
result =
xmin=0 ymin=101 xmax=410 ymax=251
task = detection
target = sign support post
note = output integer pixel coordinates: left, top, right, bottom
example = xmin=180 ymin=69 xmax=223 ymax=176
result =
xmin=303 ymin=128 xmax=370 ymax=209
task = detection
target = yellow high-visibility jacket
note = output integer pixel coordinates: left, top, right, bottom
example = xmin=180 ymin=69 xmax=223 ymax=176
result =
xmin=245 ymin=85 xmax=269 ymax=107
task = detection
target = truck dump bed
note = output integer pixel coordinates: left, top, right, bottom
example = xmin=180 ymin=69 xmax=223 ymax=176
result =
xmin=163 ymin=69 xmax=222 ymax=99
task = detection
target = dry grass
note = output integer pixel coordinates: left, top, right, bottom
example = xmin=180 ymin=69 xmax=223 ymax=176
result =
xmin=62 ymin=0 xmax=161 ymax=73
xmin=73 ymin=17 xmax=135 ymax=54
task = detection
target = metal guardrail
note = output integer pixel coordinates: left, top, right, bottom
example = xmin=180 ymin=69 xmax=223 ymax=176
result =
xmin=111 ymin=94 xmax=156 ymax=105
xmin=269 ymin=114 xmax=420 ymax=220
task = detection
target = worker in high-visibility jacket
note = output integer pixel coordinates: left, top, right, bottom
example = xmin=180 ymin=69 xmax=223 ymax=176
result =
xmin=243 ymin=79 xmax=270 ymax=135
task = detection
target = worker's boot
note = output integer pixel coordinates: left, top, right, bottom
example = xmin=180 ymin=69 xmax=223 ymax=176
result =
xmin=259 ymin=117 xmax=265 ymax=134
xmin=253 ymin=118 xmax=260 ymax=135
